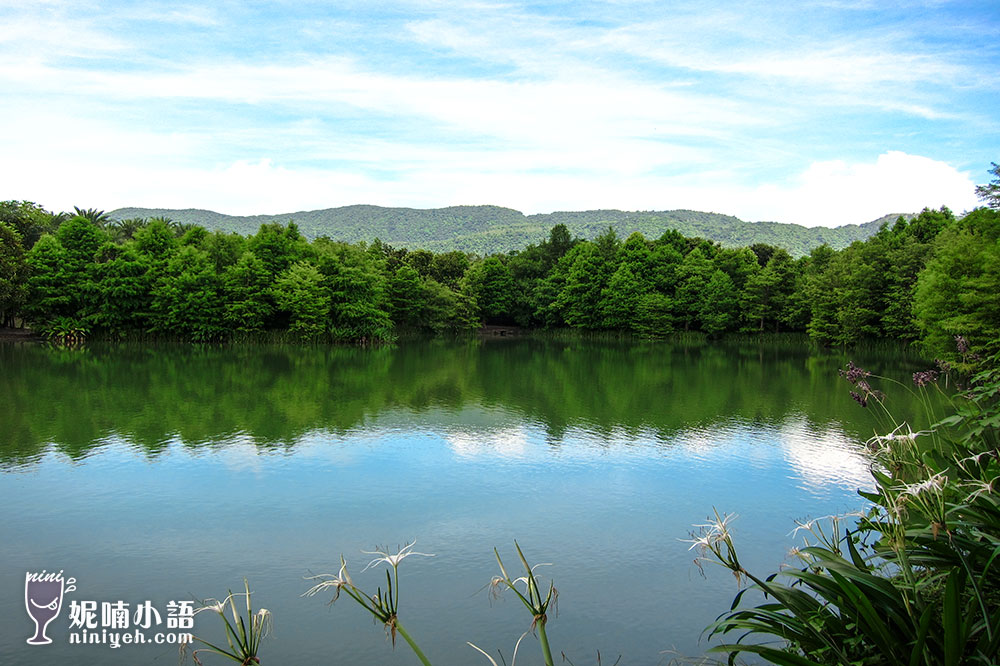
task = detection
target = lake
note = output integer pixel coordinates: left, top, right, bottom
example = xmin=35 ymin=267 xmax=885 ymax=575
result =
xmin=0 ymin=336 xmax=939 ymax=665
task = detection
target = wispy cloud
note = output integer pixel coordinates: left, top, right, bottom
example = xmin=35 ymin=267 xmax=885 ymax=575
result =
xmin=0 ymin=0 xmax=996 ymax=224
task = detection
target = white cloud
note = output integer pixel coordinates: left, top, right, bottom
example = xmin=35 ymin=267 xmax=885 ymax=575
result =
xmin=0 ymin=2 xmax=992 ymax=224
xmin=732 ymin=152 xmax=979 ymax=226
xmin=0 ymin=146 xmax=979 ymax=224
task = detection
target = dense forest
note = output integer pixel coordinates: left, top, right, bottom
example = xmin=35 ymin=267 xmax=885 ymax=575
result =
xmin=107 ymin=204 xmax=894 ymax=257
xmin=1 ymin=169 xmax=998 ymax=362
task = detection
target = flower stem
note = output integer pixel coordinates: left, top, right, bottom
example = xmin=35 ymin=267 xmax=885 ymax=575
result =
xmin=536 ymin=617 xmax=555 ymax=666
xmin=394 ymin=620 xmax=433 ymax=666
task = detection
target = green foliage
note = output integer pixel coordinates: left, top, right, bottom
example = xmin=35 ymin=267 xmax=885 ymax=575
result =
xmin=634 ymin=292 xmax=675 ymax=337
xmin=699 ymin=270 xmax=738 ymax=336
xmin=699 ymin=358 xmax=1000 ymax=666
xmin=467 ymin=256 xmax=515 ymax=325
xmin=556 ymin=243 xmax=608 ymax=329
xmin=222 ymin=253 xmax=273 ymax=334
xmin=0 ymin=200 xmax=57 ymax=248
xmin=914 ymin=208 xmax=1000 ymax=361
xmin=0 ymin=222 xmax=28 ymax=326
xmin=248 ymin=222 xmax=305 ymax=279
xmin=272 ymin=261 xmax=330 ymax=340
xmin=974 ymin=162 xmax=1000 ymax=209
xmin=740 ymin=248 xmax=797 ymax=333
xmin=11 ymin=165 xmax=999 ymax=347
xmin=600 ymin=263 xmax=647 ymax=330
xmin=315 ymin=240 xmax=393 ymax=342
xmin=88 ymin=243 xmax=153 ymax=334
xmin=107 ymin=204 xmax=891 ymax=257
xmin=134 ymin=219 xmax=178 ymax=261
xmin=23 ymin=234 xmax=74 ymax=325
xmin=388 ymin=264 xmax=425 ymax=329
xmin=150 ymin=246 xmax=226 ymax=341
xmin=675 ymin=248 xmax=713 ymax=332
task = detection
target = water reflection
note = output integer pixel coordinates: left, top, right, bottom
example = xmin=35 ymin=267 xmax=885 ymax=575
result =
xmin=780 ymin=417 xmax=874 ymax=495
xmin=0 ymin=337 xmax=941 ymax=665
xmin=0 ymin=337 xmax=935 ymax=467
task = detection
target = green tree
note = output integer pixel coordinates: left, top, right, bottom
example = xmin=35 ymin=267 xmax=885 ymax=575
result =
xmin=555 ymin=243 xmax=608 ymax=329
xmin=634 ymin=292 xmax=675 ymax=337
xmin=88 ymin=243 xmax=153 ymax=334
xmin=914 ymin=207 xmax=1000 ymax=360
xmin=713 ymin=247 xmax=760 ymax=292
xmin=674 ymin=248 xmax=713 ymax=331
xmin=223 ymin=252 xmax=273 ymax=334
xmin=249 ymin=222 xmax=305 ymax=280
xmin=699 ymin=270 xmax=738 ymax=336
xmin=404 ymin=249 xmax=435 ymax=278
xmin=23 ymin=216 xmax=106 ymax=326
xmin=805 ymin=245 xmax=844 ymax=345
xmin=600 ymin=264 xmax=646 ymax=330
xmin=542 ymin=223 xmax=574 ymax=266
xmin=429 ymin=251 xmax=470 ymax=288
xmin=133 ymin=219 xmax=178 ymax=263
xmin=315 ymin=241 xmax=393 ymax=342
xmin=0 ymin=222 xmax=28 ymax=327
xmin=108 ymin=217 xmax=147 ymax=243
xmin=149 ymin=246 xmax=226 ymax=341
xmin=23 ymin=235 xmax=73 ymax=325
xmin=272 ymin=261 xmax=330 ymax=340
xmin=466 ymin=256 xmax=515 ymax=324
xmin=599 ymin=233 xmax=653 ymax=330
xmin=388 ymin=264 xmax=425 ymax=329
xmin=740 ymin=249 xmax=796 ymax=333
xmin=56 ymin=215 xmax=106 ymax=267
xmin=0 ymin=200 xmax=56 ymax=248
xmin=205 ymin=231 xmax=247 ymax=274
xmin=974 ymin=162 xmax=1000 ymax=209
xmin=72 ymin=207 xmax=110 ymax=227
xmin=422 ymin=278 xmax=479 ymax=333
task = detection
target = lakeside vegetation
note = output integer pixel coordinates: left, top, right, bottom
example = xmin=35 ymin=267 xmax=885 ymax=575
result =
xmin=1 ymin=187 xmax=998 ymax=363
xmin=3 ymin=167 xmax=1000 ymax=664
xmin=105 ymin=205 xmax=895 ymax=257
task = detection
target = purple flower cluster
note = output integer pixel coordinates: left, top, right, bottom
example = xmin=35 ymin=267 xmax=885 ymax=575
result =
xmin=912 ymin=369 xmax=939 ymax=388
xmin=840 ymin=361 xmax=884 ymax=407
xmin=955 ymin=335 xmax=970 ymax=354
xmin=839 ymin=361 xmax=870 ymax=385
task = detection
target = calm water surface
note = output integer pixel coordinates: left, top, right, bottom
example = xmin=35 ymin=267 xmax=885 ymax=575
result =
xmin=0 ymin=337 xmax=939 ymax=665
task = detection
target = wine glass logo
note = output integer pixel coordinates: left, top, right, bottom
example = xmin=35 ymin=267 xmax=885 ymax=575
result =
xmin=25 ymin=571 xmax=68 ymax=646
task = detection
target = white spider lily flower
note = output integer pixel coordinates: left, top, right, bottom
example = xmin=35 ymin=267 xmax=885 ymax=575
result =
xmin=303 ymin=558 xmax=355 ymax=601
xmin=511 ymin=562 xmax=552 ymax=589
xmin=255 ymin=608 xmax=273 ymax=638
xmin=900 ymin=472 xmax=947 ymax=498
xmin=958 ymin=451 xmax=994 ymax=466
xmin=963 ymin=478 xmax=996 ymax=502
xmin=361 ymin=541 xmax=434 ymax=572
xmin=192 ymin=597 xmax=229 ymax=616
xmin=686 ymin=511 xmax=737 ymax=548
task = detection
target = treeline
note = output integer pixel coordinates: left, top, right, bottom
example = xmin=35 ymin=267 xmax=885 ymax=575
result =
xmin=1 ymin=198 xmax=998 ymax=361
xmin=107 ymin=204 xmax=886 ymax=257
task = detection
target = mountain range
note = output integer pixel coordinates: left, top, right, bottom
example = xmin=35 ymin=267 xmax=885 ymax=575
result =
xmin=108 ymin=205 xmax=908 ymax=257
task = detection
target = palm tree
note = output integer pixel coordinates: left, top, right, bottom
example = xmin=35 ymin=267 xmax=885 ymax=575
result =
xmin=109 ymin=217 xmax=146 ymax=242
xmin=73 ymin=206 xmax=110 ymax=227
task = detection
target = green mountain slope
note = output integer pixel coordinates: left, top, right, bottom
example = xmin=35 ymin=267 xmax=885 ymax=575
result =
xmin=108 ymin=205 xmax=906 ymax=256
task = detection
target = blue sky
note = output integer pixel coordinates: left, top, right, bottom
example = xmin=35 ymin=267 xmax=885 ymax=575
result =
xmin=0 ymin=0 xmax=997 ymax=226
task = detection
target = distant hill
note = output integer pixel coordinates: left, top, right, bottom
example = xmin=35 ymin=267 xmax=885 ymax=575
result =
xmin=108 ymin=205 xmax=910 ymax=257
